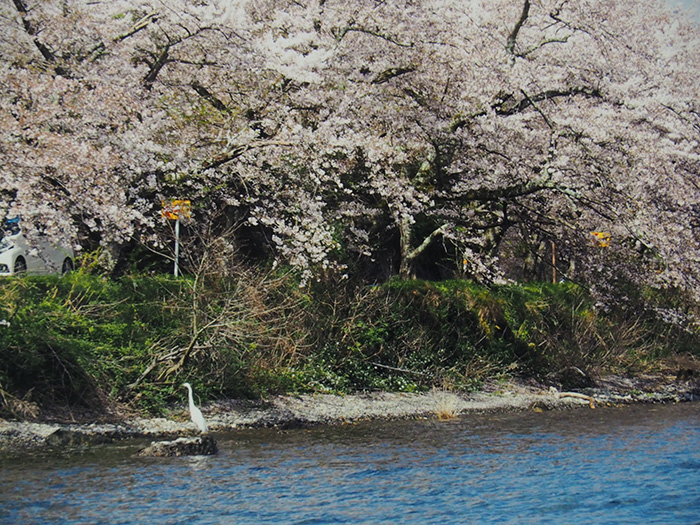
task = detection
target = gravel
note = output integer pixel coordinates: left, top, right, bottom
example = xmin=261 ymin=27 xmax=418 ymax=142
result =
xmin=1 ymin=374 xmax=698 ymax=455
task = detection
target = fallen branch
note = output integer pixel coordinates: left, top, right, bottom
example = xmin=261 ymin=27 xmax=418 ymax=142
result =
xmin=559 ymin=391 xmax=596 ymax=409
xmin=370 ymin=361 xmax=429 ymax=376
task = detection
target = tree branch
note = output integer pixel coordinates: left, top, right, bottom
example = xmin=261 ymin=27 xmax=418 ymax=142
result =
xmin=114 ymin=12 xmax=159 ymax=43
xmin=499 ymin=86 xmax=601 ymax=115
xmin=450 ymin=86 xmax=602 ymax=132
xmin=191 ymin=81 xmax=229 ymax=113
xmin=333 ymin=23 xmax=413 ymax=47
xmin=406 ymin=224 xmax=449 ymax=262
xmin=143 ymin=46 xmax=171 ymax=88
xmin=518 ymin=36 xmax=571 ymax=58
xmin=506 ymin=0 xmax=531 ymax=55
xmin=520 ymin=89 xmax=554 ymax=129
xmin=12 ymin=0 xmax=70 ymax=75
xmin=201 ymin=141 xmax=293 ymax=171
xmin=82 ymin=12 xmax=159 ymax=63
xmin=141 ymin=27 xmax=215 ymax=89
xmin=372 ymin=65 xmax=416 ymax=84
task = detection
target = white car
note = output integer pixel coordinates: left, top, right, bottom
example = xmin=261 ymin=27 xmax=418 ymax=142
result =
xmin=0 ymin=220 xmax=75 ymax=275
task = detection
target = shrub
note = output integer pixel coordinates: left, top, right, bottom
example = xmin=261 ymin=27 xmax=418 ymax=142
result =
xmin=1 ymin=270 xmax=697 ymax=418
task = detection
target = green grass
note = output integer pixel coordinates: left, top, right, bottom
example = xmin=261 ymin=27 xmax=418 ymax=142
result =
xmin=0 ymin=272 xmax=697 ymax=419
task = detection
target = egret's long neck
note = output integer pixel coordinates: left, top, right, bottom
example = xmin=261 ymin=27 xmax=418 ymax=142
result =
xmin=186 ymin=386 xmax=195 ymax=407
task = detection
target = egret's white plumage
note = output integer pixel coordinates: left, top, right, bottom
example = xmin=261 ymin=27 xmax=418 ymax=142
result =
xmin=183 ymin=382 xmax=208 ymax=433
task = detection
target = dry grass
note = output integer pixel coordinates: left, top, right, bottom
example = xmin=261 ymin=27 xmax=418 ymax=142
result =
xmin=0 ymin=388 xmax=40 ymax=420
xmin=431 ymin=389 xmax=461 ymax=420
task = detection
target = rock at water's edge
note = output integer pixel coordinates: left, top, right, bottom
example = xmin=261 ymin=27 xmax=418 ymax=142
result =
xmin=138 ymin=435 xmax=218 ymax=457
xmin=45 ymin=428 xmax=115 ymax=447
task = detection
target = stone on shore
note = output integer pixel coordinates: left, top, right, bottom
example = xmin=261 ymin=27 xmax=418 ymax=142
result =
xmin=138 ymin=435 xmax=218 ymax=457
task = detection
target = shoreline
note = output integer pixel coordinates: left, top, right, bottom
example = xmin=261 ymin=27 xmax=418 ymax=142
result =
xmin=1 ymin=374 xmax=699 ymax=455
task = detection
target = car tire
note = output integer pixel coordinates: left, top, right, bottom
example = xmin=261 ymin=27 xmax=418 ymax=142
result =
xmin=61 ymin=258 xmax=74 ymax=274
xmin=14 ymin=257 xmax=27 ymax=274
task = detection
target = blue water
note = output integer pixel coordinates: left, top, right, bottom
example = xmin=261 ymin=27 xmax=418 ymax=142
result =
xmin=1 ymin=402 xmax=700 ymax=524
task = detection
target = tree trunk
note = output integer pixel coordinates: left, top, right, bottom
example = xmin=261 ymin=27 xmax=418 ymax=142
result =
xmin=398 ymin=218 xmax=449 ymax=279
xmin=398 ymin=215 xmax=414 ymax=279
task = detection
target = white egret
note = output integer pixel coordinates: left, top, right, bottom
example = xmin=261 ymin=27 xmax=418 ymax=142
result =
xmin=183 ymin=382 xmax=208 ymax=433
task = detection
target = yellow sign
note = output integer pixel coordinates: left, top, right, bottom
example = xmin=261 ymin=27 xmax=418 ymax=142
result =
xmin=590 ymin=231 xmax=611 ymax=247
xmin=161 ymin=200 xmax=191 ymax=220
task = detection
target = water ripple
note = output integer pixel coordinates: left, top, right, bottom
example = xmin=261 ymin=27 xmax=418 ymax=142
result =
xmin=2 ymin=403 xmax=700 ymax=524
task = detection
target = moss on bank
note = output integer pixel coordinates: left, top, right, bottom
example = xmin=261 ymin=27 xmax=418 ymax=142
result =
xmin=0 ymin=272 xmax=697 ymax=419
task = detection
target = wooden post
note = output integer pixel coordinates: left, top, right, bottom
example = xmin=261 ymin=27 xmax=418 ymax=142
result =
xmin=551 ymin=240 xmax=556 ymax=284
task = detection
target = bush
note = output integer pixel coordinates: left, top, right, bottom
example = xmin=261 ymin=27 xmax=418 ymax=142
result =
xmin=1 ymin=271 xmax=697 ymax=419
xmin=0 ymin=274 xmax=182 ymax=414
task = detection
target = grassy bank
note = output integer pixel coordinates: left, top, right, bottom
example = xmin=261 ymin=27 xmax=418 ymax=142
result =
xmin=0 ymin=271 xmax=697 ymax=419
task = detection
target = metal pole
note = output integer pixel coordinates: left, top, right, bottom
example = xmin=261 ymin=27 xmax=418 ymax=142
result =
xmin=174 ymin=218 xmax=180 ymax=277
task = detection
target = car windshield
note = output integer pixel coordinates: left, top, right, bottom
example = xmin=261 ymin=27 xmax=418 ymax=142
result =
xmin=1 ymin=218 xmax=20 ymax=238
xmin=0 ymin=219 xmax=20 ymax=249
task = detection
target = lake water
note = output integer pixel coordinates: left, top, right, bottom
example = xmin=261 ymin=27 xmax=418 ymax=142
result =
xmin=1 ymin=402 xmax=700 ymax=524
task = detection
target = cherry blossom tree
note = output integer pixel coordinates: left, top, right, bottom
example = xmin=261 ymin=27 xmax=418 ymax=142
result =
xmin=0 ymin=0 xmax=698 ymax=304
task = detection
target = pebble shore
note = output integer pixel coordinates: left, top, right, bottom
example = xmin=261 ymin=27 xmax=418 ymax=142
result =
xmin=1 ymin=374 xmax=698 ymax=455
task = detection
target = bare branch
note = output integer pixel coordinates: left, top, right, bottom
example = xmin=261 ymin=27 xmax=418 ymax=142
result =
xmin=520 ymin=89 xmax=554 ymax=129
xmin=495 ymin=86 xmax=602 ymax=116
xmin=191 ymin=81 xmax=229 ymax=113
xmin=506 ymin=0 xmax=531 ymax=55
xmin=406 ymin=224 xmax=450 ymax=262
xmin=143 ymin=45 xmax=171 ymax=88
xmin=140 ymin=26 xmax=216 ymax=89
xmin=333 ymin=23 xmax=413 ymax=48
xmin=114 ymin=12 xmax=158 ymax=43
xmin=371 ymin=65 xmax=416 ymax=84
xmin=450 ymin=86 xmax=602 ymax=131
xmin=201 ymin=141 xmax=294 ymax=171
xmin=518 ymin=35 xmax=571 ymax=57
xmin=11 ymin=0 xmax=68 ymax=75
